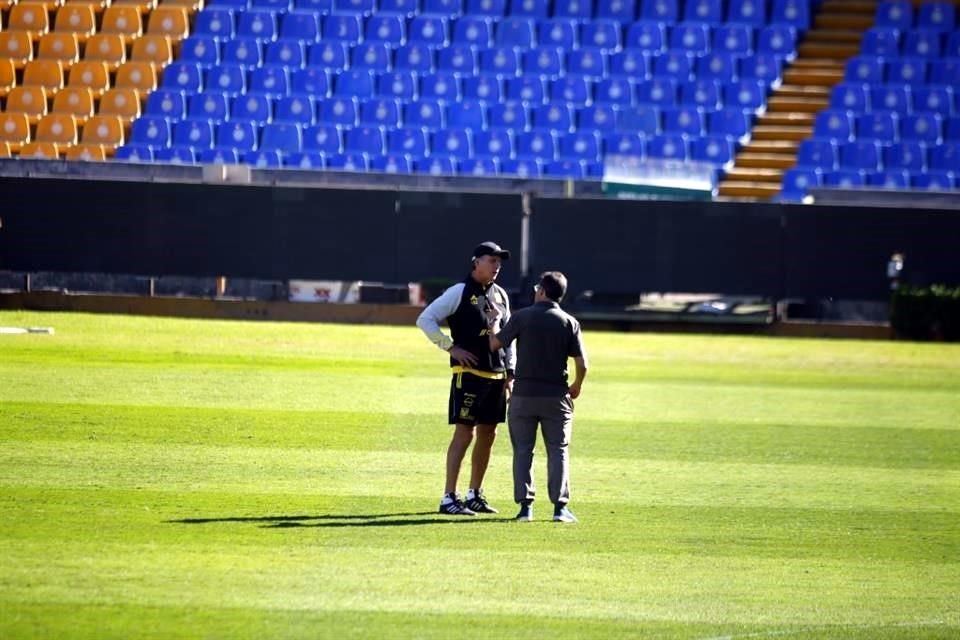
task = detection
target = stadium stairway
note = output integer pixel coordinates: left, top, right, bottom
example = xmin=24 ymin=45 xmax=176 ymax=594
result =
xmin=718 ymin=0 xmax=878 ymax=199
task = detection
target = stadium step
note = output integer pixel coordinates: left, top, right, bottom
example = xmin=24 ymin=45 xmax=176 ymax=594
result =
xmin=797 ymin=42 xmax=862 ymax=59
xmin=803 ymin=30 xmax=864 ymax=45
xmin=775 ymin=84 xmax=832 ymax=99
xmin=744 ymin=140 xmax=799 ymax=154
xmin=814 ymin=13 xmax=877 ymax=29
xmin=733 ymin=152 xmax=797 ymax=169
xmin=760 ymin=112 xmax=815 ymax=126
xmin=782 ymin=67 xmax=846 ymax=86
xmin=716 ymin=181 xmax=783 ymax=199
xmin=766 ymin=95 xmax=829 ymax=112
xmin=724 ymin=167 xmax=785 ymax=183
xmin=751 ymin=125 xmax=811 ymax=141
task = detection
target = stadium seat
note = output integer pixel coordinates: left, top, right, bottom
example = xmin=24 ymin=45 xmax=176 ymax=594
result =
xmin=708 ymin=108 xmax=751 ymax=140
xmin=910 ymin=171 xmax=954 ymax=189
xmin=180 ymin=36 xmax=219 ymax=66
xmin=366 ymin=14 xmax=406 ymax=45
xmin=669 ymin=23 xmax=710 ymax=55
xmin=35 ymin=113 xmax=78 ymax=146
xmin=308 ymin=42 xmax=348 ymax=70
xmin=728 ymin=0 xmax=766 ymax=25
xmin=147 ymin=6 xmax=190 ymax=41
xmin=496 ymin=17 xmax=536 ymax=48
xmin=215 ymin=120 xmax=258 ymax=151
xmin=740 ymin=53 xmax=782 ymax=86
xmin=318 ymin=97 xmax=359 ymax=125
xmin=335 ymin=69 xmax=375 ymax=98
xmin=652 ymin=51 xmax=693 ymax=80
xmin=875 ymin=0 xmax=912 ymax=30
xmin=65 ymin=144 xmax=109 ymax=162
xmin=430 ymin=127 xmax=471 ymax=157
xmin=474 ymin=128 xmax=513 ymax=157
xmin=423 ymin=0 xmax=461 ymax=17
xmin=532 ymin=103 xmax=573 ymax=132
xmin=100 ymin=6 xmax=144 ymax=43
xmin=616 ymin=105 xmax=660 ymax=133
xmin=265 ymin=41 xmax=305 ymax=68
xmin=516 ymin=130 xmax=556 ymax=158
xmin=8 ymin=4 xmax=51 ymax=35
xmin=238 ymin=10 xmax=278 ymax=42
xmin=595 ymin=77 xmax=635 ymax=105
xmin=523 ymin=47 xmax=563 ymax=77
xmin=260 ymin=122 xmax=303 ymax=153
xmin=387 ymin=127 xmax=427 ymax=156
xmin=797 ymin=138 xmax=837 ymax=170
xmin=567 ymin=47 xmax=606 ymax=78
xmin=903 ymin=30 xmax=942 ymax=58
xmin=680 ymin=79 xmax=722 ymax=109
xmin=37 ymin=33 xmax=81 ymax=69
xmin=554 ymin=0 xmax=592 ymax=20
xmin=697 ymin=52 xmax=737 ymax=82
xmin=479 ymin=47 xmax=520 ymax=75
xmin=509 ymin=0 xmax=548 ymax=18
xmin=53 ymin=4 xmax=96 ymax=43
xmin=163 ymin=62 xmax=203 ymax=92
xmin=912 ymin=86 xmax=953 ymax=116
xmin=813 ymin=110 xmax=854 ymax=141
xmin=488 ymin=102 xmax=529 ymax=129
xmin=404 ymin=100 xmax=445 ymax=128
xmin=871 ymin=84 xmax=909 ymax=113
xmin=243 ymin=149 xmax=281 ymax=167
xmin=18 ymin=142 xmax=61 ymax=160
xmin=625 ymin=20 xmax=666 ymax=53
xmin=189 ymin=92 xmax=229 ymax=121
xmin=458 ymin=156 xmax=497 ymax=175
xmin=691 ymin=135 xmax=734 ymax=166
xmin=549 ymin=76 xmax=588 ymax=105
xmin=663 ymin=106 xmax=704 ymax=135
xmin=205 ymin=64 xmax=245 ymax=96
xmin=409 ymin=15 xmax=449 ymax=46
xmin=359 ymin=97 xmax=400 ymax=127
xmin=685 ymin=0 xmax=722 ymax=23
xmin=825 ymin=169 xmax=865 ymax=188
xmin=322 ymin=15 xmax=362 ymax=44
xmin=99 ymin=88 xmax=142 ymax=123
xmin=930 ymin=58 xmax=960 ymax=85
xmin=596 ymin=0 xmax=635 ymax=22
xmin=887 ymin=58 xmax=927 ymax=84
xmin=0 ymin=113 xmax=31 ymax=153
xmin=173 ymin=119 xmax=215 ymax=149
xmin=901 ymin=112 xmax=942 ymax=143
xmin=508 ymin=76 xmax=547 ymax=103
xmin=83 ymin=114 xmax=125 ymax=151
xmin=146 ymin=89 xmax=187 ymax=120
xmin=351 ymin=42 xmax=392 ymax=72
xmin=114 ymin=61 xmax=157 ymax=94
xmin=929 ymin=143 xmax=960 ymax=171
xmin=420 ymin=72 xmax=460 ymax=101
xmin=271 ymin=95 xmax=313 ymax=125
xmin=23 ymin=60 xmax=65 ymax=92
xmin=231 ymin=94 xmax=272 ymax=123
xmin=200 ymin=148 xmax=241 ymax=164
xmin=250 ymin=65 xmax=289 ymax=96
xmin=345 ymin=126 xmax=385 ymax=155
xmin=544 ymin=159 xmax=585 ymax=178
xmin=839 ymin=140 xmax=881 ymax=171
xmin=604 ymin=131 xmax=645 ymax=157
xmin=369 ymin=154 xmax=411 ymax=173
xmin=280 ymin=11 xmax=321 ymax=42
xmin=224 ymin=39 xmax=263 ymax=67
xmin=462 ymin=75 xmax=501 ymax=101
xmin=447 ymin=100 xmax=486 ymax=128
xmin=636 ymin=78 xmax=677 ymax=106
xmin=194 ymin=9 xmax=236 ymax=40
xmin=830 ymin=83 xmax=869 ymax=112
xmin=415 ymin=156 xmax=455 ymax=175
xmin=131 ymin=115 xmax=173 ymax=147
xmin=304 ymin=124 xmax=342 ymax=153
xmin=5 ymin=86 xmax=49 ymax=125
xmin=917 ymin=2 xmax=955 ymax=31
xmin=500 ymin=157 xmax=542 ymax=176
xmin=376 ymin=71 xmax=416 ymax=100
xmin=0 ymin=32 xmax=35 ymax=70
xmin=52 ymin=87 xmax=96 ymax=124
xmin=857 ymin=111 xmax=898 ymax=142
xmin=647 ymin=133 xmax=687 ymax=160
xmin=539 ymin=19 xmax=577 ymax=49
xmin=115 ymin=144 xmax=154 ymax=161
xmin=578 ymin=103 xmax=618 ymax=131
xmin=867 ymin=170 xmax=910 ymax=189
xmin=467 ymin=0 xmax=505 ymax=16
xmin=884 ymin=141 xmax=926 ymax=172
xmin=724 ymin=79 xmax=766 ymax=112
xmin=771 ymin=0 xmax=809 ymax=29
xmin=335 ymin=0 xmax=376 ymax=14
xmin=861 ymin=28 xmax=900 ymax=57
xmin=757 ymin=24 xmax=797 ymax=60
xmin=609 ymin=49 xmax=650 ymax=78
xmin=582 ymin=19 xmax=621 ymax=50
xmin=641 ymin=0 xmax=677 ymax=22
xmin=558 ymin=130 xmax=600 ymax=160
xmin=436 ymin=44 xmax=476 ymax=74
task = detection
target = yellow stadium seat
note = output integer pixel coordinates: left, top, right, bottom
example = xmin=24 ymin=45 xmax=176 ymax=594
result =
xmin=161 ymin=0 xmax=204 ymax=10
xmin=0 ymin=59 xmax=16 ymax=98
xmin=84 ymin=33 xmax=127 ymax=71
xmin=0 ymin=31 xmax=35 ymax=69
xmin=4 ymin=86 xmax=48 ymax=124
xmin=100 ymin=5 xmax=144 ymax=43
xmin=18 ymin=140 xmax=61 ymax=158
xmin=147 ymin=6 xmax=189 ymax=40
xmin=67 ymin=60 xmax=110 ymax=96
xmin=54 ymin=3 xmax=97 ymax=42
xmin=0 ymin=141 xmax=11 ymax=158
xmin=22 ymin=59 xmax=64 ymax=91
xmin=130 ymin=34 xmax=173 ymax=66
xmin=36 ymin=112 xmax=78 ymax=145
xmin=0 ymin=112 xmax=32 ymax=152
xmin=37 ymin=32 xmax=80 ymax=68
xmin=82 ymin=114 xmax=124 ymax=151
xmin=65 ymin=0 xmax=110 ymax=14
xmin=98 ymin=87 xmax=141 ymax=122
xmin=114 ymin=60 xmax=157 ymax=93
xmin=0 ymin=0 xmax=19 ymax=13
xmin=20 ymin=0 xmax=64 ymax=10
xmin=51 ymin=86 xmax=95 ymax=124
xmin=111 ymin=0 xmax=158 ymax=15
xmin=65 ymin=142 xmax=107 ymax=160
xmin=8 ymin=4 xmax=51 ymax=35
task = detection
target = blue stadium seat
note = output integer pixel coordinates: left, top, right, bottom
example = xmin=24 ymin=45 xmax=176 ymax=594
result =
xmin=685 ymin=0 xmax=722 ymax=23
xmin=231 ymin=94 xmax=272 ymax=124
xmin=708 ymin=108 xmax=751 ymax=140
xmin=544 ymin=159 xmax=585 ymax=179
xmin=581 ymin=20 xmax=621 ymax=50
xmin=351 ymin=42 xmax=392 ymax=72
xmin=421 ymin=72 xmax=460 ymax=101
xmin=829 ymin=83 xmax=869 ymax=112
xmin=394 ymin=44 xmax=435 ymax=73
xmin=489 ymin=102 xmax=529 ymax=129
xmin=609 ymin=49 xmax=649 ymax=78
xmin=327 ymin=153 xmax=369 ymax=171
xmin=181 ymin=36 xmax=220 ymax=66
xmin=780 ymin=167 xmax=821 ymax=200
xmin=903 ymin=29 xmax=942 ymax=58
xmin=495 ymin=17 xmax=536 ymax=47
xmin=697 ymin=52 xmax=737 ymax=82
xmin=500 ymin=157 xmax=542 ymax=176
xmin=796 ymin=138 xmax=837 ymax=170
xmin=839 ymin=140 xmax=881 ymax=170
xmin=739 ymin=53 xmax=782 ymax=86
xmin=641 ymin=0 xmax=677 ymax=23
xmin=379 ymin=0 xmax=419 ymax=16
xmin=303 ymin=124 xmax=342 ymax=153
xmin=243 ymin=150 xmax=282 ymax=167
xmin=538 ymin=19 xmax=577 ymax=49
xmin=462 ymin=75 xmax=501 ymax=101
xmin=345 ymin=126 xmax=385 ymax=155
xmin=724 ymin=79 xmax=766 ymax=112
xmin=189 ymin=92 xmax=229 ymax=121
xmin=275 ymin=95 xmax=316 ymax=125
xmin=215 ymin=120 xmax=258 ymax=151
xmin=437 ymin=44 xmax=477 ymax=74
xmin=646 ymin=133 xmax=687 ymax=160
xmin=813 ymin=110 xmax=854 ymax=141
xmin=155 ymin=147 xmax=197 ymax=164
xmin=523 ymin=48 xmax=563 ymax=77
xmin=131 ymin=116 xmax=172 ymax=148
xmin=771 ymin=0 xmax=809 ymax=30
xmin=370 ymin=154 xmax=412 ymax=173
xmin=206 ymin=64 xmax=246 ymax=96
xmin=532 ymin=103 xmax=573 ymax=131
xmin=550 ymin=76 xmax=589 ymax=105
xmin=447 ymin=100 xmax=486 ymax=128
xmin=360 ymin=97 xmax=401 ymax=127
xmin=856 ymin=111 xmax=898 ymax=141
xmin=293 ymin=0 xmax=333 ymax=10
xmin=322 ymin=15 xmax=362 ymax=43
xmin=625 ymin=20 xmax=666 ymax=53
xmin=466 ymin=0 xmax=505 ymax=17
xmin=875 ymin=0 xmax=912 ymax=30
xmin=578 ymin=103 xmax=618 ymax=130
xmin=260 ymin=122 xmax=303 ymax=153
xmin=376 ymin=71 xmax=417 ymax=100
xmin=558 ymin=131 xmax=600 ymax=160
xmin=910 ymin=171 xmax=955 ymax=189
xmin=364 ymin=14 xmax=405 ymax=42
xmin=845 ymin=56 xmax=884 ymax=84
xmin=507 ymin=76 xmax=546 ymax=102
xmin=335 ymin=69 xmax=375 ymax=98
xmin=253 ymin=0 xmax=292 ymax=11
xmin=459 ymin=157 xmax=498 ymax=175
xmin=404 ymin=99 xmax=445 ymax=128
xmin=479 ymin=47 xmax=520 ymax=76
xmin=173 ymin=119 xmax=215 ymax=149
xmin=318 ymin=97 xmax=359 ymax=125
xmin=207 ymin=0 xmax=245 ymax=7
xmin=199 ymin=148 xmax=241 ymax=164
xmin=888 ymin=58 xmax=928 ymax=84
xmin=669 ymin=23 xmax=710 ymax=55
xmin=291 ymin=67 xmax=329 ymax=96
xmin=453 ymin=15 xmax=492 ymax=46
xmin=284 ymin=152 xmax=325 ymax=169
xmin=604 ymin=132 xmax=644 ymax=156
xmin=947 ymin=115 xmax=960 ymax=141
xmin=335 ymin=0 xmax=375 ymax=14
xmin=475 ymin=128 xmax=513 ymax=156
xmin=947 ymin=31 xmax=960 ymax=57
xmin=824 ymin=170 xmax=865 ymax=188
xmin=516 ymin=130 xmax=556 ymax=158
xmin=566 ymin=47 xmax=607 ymax=78
xmin=652 ymin=51 xmax=693 ymax=80
xmin=662 ymin=106 xmax=704 ymax=135
xmin=250 ymin=65 xmax=289 ymax=96
xmin=422 ymin=0 xmax=462 ymax=17
xmin=901 ymin=112 xmax=942 ymax=143
xmin=146 ymin=90 xmax=187 ymax=120
xmin=917 ymin=2 xmax=955 ymax=31
xmin=867 ymin=170 xmax=910 ymax=189
xmin=409 ymin=15 xmax=449 ymax=45
xmin=929 ymin=142 xmax=960 ymax=171
xmin=930 ymin=58 xmax=960 ymax=84
xmin=680 ymin=79 xmax=722 ymax=109
xmin=884 ymin=141 xmax=926 ymax=171
xmin=223 ymin=38 xmax=263 ymax=68
xmin=415 ymin=156 xmax=455 ymax=175
xmin=757 ymin=24 xmax=797 ymax=60
xmin=595 ymin=77 xmax=634 ymax=105
xmin=237 ymin=10 xmax=278 ymax=42
xmin=280 ymin=11 xmax=321 ymax=42
xmin=691 ymin=135 xmax=734 ymax=165
xmin=509 ymin=0 xmax=548 ymax=18
xmin=431 ymin=127 xmax=471 ymax=157
xmin=163 ymin=62 xmax=203 ymax=93
xmin=636 ymin=78 xmax=677 ymax=105
xmin=554 ymin=0 xmax=592 ymax=20
xmin=597 ymin=0 xmax=635 ymax=22
xmin=728 ymin=0 xmax=766 ymax=25
xmin=387 ymin=127 xmax=428 ymax=156
xmin=860 ymin=28 xmax=900 ymax=57
xmin=912 ymin=86 xmax=953 ymax=115
xmin=871 ymin=84 xmax=909 ymax=112
xmin=265 ymin=41 xmax=305 ymax=67
xmin=195 ymin=9 xmax=236 ymax=41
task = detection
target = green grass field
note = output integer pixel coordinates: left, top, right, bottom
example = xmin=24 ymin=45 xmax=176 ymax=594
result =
xmin=1 ymin=311 xmax=958 ymax=639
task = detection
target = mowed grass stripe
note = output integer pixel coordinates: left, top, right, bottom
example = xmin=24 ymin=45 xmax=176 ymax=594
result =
xmin=3 ymin=401 xmax=959 ymax=469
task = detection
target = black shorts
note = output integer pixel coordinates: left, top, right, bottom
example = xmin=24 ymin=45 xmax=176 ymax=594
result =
xmin=448 ymin=371 xmax=507 ymax=426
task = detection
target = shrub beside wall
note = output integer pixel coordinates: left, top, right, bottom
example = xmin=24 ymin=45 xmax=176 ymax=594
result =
xmin=890 ymin=285 xmax=960 ymax=341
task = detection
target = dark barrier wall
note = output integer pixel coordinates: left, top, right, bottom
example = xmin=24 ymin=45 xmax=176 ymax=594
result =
xmin=3 ymin=176 xmax=960 ymax=300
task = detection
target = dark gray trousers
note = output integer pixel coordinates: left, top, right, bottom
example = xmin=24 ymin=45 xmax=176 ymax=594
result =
xmin=508 ymin=394 xmax=574 ymax=506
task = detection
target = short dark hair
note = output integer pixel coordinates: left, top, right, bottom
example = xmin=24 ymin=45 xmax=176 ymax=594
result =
xmin=538 ymin=271 xmax=567 ymax=302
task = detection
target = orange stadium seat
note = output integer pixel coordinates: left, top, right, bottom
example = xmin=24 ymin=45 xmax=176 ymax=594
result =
xmin=111 ymin=0 xmax=158 ymax=15
xmin=0 ymin=112 xmax=31 ymax=152
xmin=53 ymin=3 xmax=97 ymax=42
xmin=0 ymin=59 xmax=16 ymax=98
xmin=36 ymin=112 xmax=79 ymax=145
xmin=8 ymin=4 xmax=50 ymax=35
xmin=0 ymin=31 xmax=35 ymax=69
xmin=82 ymin=113 xmax=124 ymax=151
xmin=0 ymin=0 xmax=19 ymax=13
xmin=84 ymin=34 xmax=127 ymax=71
xmin=37 ymin=32 xmax=81 ymax=68
xmin=147 ymin=6 xmax=190 ymax=40
xmin=65 ymin=142 xmax=107 ymax=160
xmin=161 ymin=0 xmax=204 ymax=11
xmin=22 ymin=59 xmax=64 ymax=91
xmin=100 ymin=5 xmax=144 ymax=43
xmin=67 ymin=60 xmax=110 ymax=96
xmin=130 ymin=34 xmax=173 ymax=66
xmin=51 ymin=86 xmax=95 ymax=124
xmin=98 ymin=87 xmax=142 ymax=122
xmin=114 ymin=60 xmax=157 ymax=93
xmin=4 ymin=85 xmax=48 ymax=124
xmin=19 ymin=0 xmax=64 ymax=10
xmin=0 ymin=141 xmax=11 ymax=157
xmin=18 ymin=140 xmax=60 ymax=158
xmin=65 ymin=0 xmax=110 ymax=14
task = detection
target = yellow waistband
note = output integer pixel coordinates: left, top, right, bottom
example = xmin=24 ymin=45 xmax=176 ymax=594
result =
xmin=451 ymin=366 xmax=506 ymax=380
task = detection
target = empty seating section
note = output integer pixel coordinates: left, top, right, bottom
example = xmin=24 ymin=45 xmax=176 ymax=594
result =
xmin=783 ymin=0 xmax=960 ymax=198
xmin=0 ymin=0 xmax=199 ymax=158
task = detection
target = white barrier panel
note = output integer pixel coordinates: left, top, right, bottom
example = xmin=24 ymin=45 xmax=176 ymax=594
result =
xmin=288 ymin=280 xmax=361 ymax=303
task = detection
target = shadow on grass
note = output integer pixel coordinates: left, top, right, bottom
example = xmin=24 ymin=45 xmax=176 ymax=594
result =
xmin=167 ymin=513 xmax=506 ymax=528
